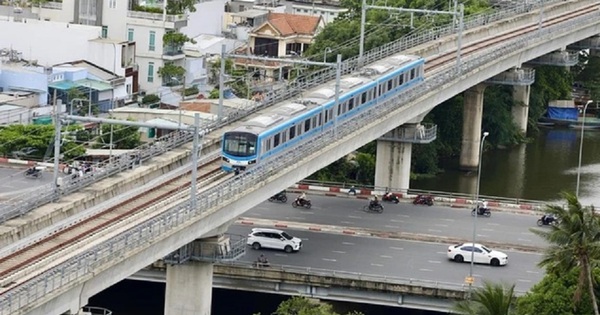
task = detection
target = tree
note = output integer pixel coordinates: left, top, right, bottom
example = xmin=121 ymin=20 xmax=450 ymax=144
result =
xmin=0 ymin=124 xmax=85 ymax=160
xmin=530 ymin=192 xmax=600 ymax=315
xmin=256 ymin=296 xmax=364 ymax=315
xmin=453 ymin=281 xmax=516 ymax=315
xmin=158 ymin=62 xmax=186 ymax=86
xmin=94 ymin=123 xmax=141 ymax=150
xmin=516 ymin=268 xmax=598 ymax=315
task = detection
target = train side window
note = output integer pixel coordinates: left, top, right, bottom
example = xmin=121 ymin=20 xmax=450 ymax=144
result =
xmin=399 ymin=73 xmax=404 ymax=85
xmin=387 ymin=79 xmax=393 ymax=91
xmin=329 ymin=109 xmax=333 ymax=120
xmin=373 ymin=87 xmax=377 ymax=98
xmin=348 ymin=98 xmax=354 ymax=110
xmin=274 ymin=134 xmax=280 ymax=147
xmin=304 ymin=119 xmax=310 ymax=132
xmin=411 ymin=68 xmax=416 ymax=80
xmin=361 ymin=92 xmax=366 ymax=104
xmin=289 ymin=126 xmax=296 ymax=139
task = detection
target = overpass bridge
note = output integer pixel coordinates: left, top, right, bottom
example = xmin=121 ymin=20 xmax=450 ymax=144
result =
xmin=1 ymin=1 xmax=600 ymax=314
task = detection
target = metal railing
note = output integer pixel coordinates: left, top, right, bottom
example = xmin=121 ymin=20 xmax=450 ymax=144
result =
xmin=214 ymin=261 xmax=529 ymax=296
xmin=163 ymin=234 xmax=247 ymax=264
xmin=0 ymin=0 xmax=568 ymax=225
xmin=80 ymin=306 xmax=112 ymax=315
xmin=0 ymin=9 xmax=596 ymax=313
xmin=126 ymin=10 xmax=187 ymax=22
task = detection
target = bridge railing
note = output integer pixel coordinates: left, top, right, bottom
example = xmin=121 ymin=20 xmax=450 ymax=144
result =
xmin=214 ymin=261 xmax=530 ymax=296
xmin=1 ymin=6 xmax=596 ymax=313
xmin=0 ymin=0 xmax=564 ymax=225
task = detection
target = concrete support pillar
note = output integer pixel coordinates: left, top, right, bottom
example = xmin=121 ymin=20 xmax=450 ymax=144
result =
xmin=512 ymin=85 xmax=530 ymax=135
xmin=374 ymin=133 xmax=412 ymax=191
xmin=460 ymin=84 xmax=486 ymax=171
xmin=165 ymin=261 xmax=213 ymax=315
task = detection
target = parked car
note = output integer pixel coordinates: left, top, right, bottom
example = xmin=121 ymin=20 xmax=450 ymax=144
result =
xmin=247 ymin=228 xmax=302 ymax=253
xmin=447 ymin=242 xmax=508 ymax=266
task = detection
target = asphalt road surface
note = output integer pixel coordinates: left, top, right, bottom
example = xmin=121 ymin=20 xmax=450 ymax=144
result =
xmin=228 ymin=225 xmax=544 ymax=293
xmin=242 ymin=194 xmax=547 ymax=248
xmin=0 ymin=166 xmax=58 ymax=199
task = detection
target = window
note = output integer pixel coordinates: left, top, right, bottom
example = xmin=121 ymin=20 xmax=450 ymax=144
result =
xmin=147 ymin=62 xmax=154 ymax=83
xmin=361 ymin=92 xmax=366 ymax=104
xmin=109 ymin=0 xmax=116 ymax=8
xmin=149 ymin=31 xmax=156 ymax=51
xmin=128 ymin=28 xmax=134 ymax=42
xmin=101 ymin=26 xmax=108 ymax=38
xmin=274 ymin=134 xmax=280 ymax=147
xmin=289 ymin=126 xmax=296 ymax=140
xmin=348 ymin=98 xmax=354 ymax=110
xmin=304 ymin=119 xmax=310 ymax=132
xmin=223 ymin=132 xmax=258 ymax=156
xmin=387 ymin=79 xmax=393 ymax=91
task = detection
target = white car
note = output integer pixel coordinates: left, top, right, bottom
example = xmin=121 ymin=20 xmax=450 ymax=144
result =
xmin=447 ymin=243 xmax=508 ymax=266
xmin=247 ymin=228 xmax=302 ymax=253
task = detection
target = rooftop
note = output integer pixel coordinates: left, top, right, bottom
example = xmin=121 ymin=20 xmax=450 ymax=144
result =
xmin=263 ymin=12 xmax=321 ymax=36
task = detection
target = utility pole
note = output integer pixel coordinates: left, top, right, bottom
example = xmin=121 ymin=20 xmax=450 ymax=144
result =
xmin=334 ymin=54 xmax=341 ymax=138
xmin=218 ymin=44 xmax=225 ymax=123
xmin=191 ymin=113 xmax=200 ymax=210
xmin=53 ymin=89 xmax=61 ymax=192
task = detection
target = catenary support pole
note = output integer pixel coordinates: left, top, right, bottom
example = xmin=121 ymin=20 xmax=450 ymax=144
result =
xmin=191 ymin=113 xmax=200 ymax=210
xmin=218 ymin=44 xmax=225 ymax=123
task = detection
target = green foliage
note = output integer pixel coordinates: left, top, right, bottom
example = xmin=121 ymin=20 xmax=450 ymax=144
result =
xmin=453 ymin=281 xmax=516 ymax=315
xmin=209 ymin=58 xmax=251 ymax=99
xmin=158 ymin=63 xmax=186 ymax=86
xmin=94 ymin=123 xmax=141 ymax=150
xmin=142 ymin=94 xmax=160 ymax=105
xmin=516 ymin=268 xmax=598 ymax=315
xmin=132 ymin=4 xmax=163 ymax=13
xmin=163 ymin=31 xmax=196 ymax=46
xmin=0 ymin=124 xmax=85 ymax=160
xmin=530 ymin=192 xmax=600 ymax=314
xmin=574 ymin=53 xmax=600 ymax=102
xmin=166 ymin=0 xmax=197 ymax=14
xmin=266 ymin=296 xmax=364 ymax=315
xmin=184 ymin=86 xmax=199 ymax=96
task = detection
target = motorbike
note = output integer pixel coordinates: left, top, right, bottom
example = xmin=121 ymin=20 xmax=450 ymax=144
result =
xmin=363 ymin=202 xmax=384 ymax=213
xmin=24 ymin=168 xmax=42 ymax=179
xmin=471 ymin=207 xmax=492 ymax=217
xmin=382 ymin=192 xmax=399 ymax=204
xmin=292 ymin=198 xmax=312 ymax=209
xmin=537 ymin=215 xmax=558 ymax=227
xmin=413 ymin=194 xmax=433 ymax=206
xmin=268 ymin=192 xmax=288 ymax=203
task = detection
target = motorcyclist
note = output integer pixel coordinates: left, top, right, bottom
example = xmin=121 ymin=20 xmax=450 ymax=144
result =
xmin=370 ymin=195 xmax=380 ymax=208
xmin=542 ymin=214 xmax=555 ymax=225
xmin=26 ymin=164 xmax=39 ymax=176
xmin=256 ymin=254 xmax=269 ymax=267
xmin=297 ymin=192 xmax=307 ymax=206
xmin=478 ymin=199 xmax=488 ymax=215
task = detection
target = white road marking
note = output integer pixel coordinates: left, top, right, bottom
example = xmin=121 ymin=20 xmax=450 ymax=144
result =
xmin=348 ymin=215 xmax=362 ymax=219
xmin=371 ymin=263 xmax=384 ymax=267
xmin=332 ymin=251 xmax=346 ymax=254
xmin=518 ymin=279 xmax=532 ymax=283
xmin=289 ymin=216 xmax=305 ymax=220
xmin=526 ymin=270 xmax=540 ymax=274
xmin=481 ymin=228 xmax=494 ymax=232
xmin=390 ymin=219 xmax=404 ymax=223
xmin=518 ymin=238 xmax=532 ymax=242
xmin=419 ymin=268 xmax=433 ymax=272
xmin=397 ymin=214 xmax=410 ymax=218
xmin=434 ymin=224 xmax=448 ymax=227
xmin=441 ymin=218 xmax=455 ymax=222
xmin=428 ymin=260 xmax=442 ymax=264
xmin=380 ymin=255 xmax=393 ymax=259
xmin=428 ymin=229 xmax=442 ymax=233
xmin=390 ymin=247 xmax=404 ymax=251
xmin=385 ymin=225 xmax=400 ymax=229
xmin=436 ymin=251 xmax=447 ymax=254
xmin=487 ymin=223 xmax=500 ymax=226
xmin=322 ymin=258 xmax=337 ymax=262
xmin=342 ymin=242 xmax=355 ymax=246
xmin=477 ymin=234 xmax=489 ymax=238
xmin=274 ymin=253 xmax=288 ymax=257
xmin=340 ymin=221 xmax=354 ymax=224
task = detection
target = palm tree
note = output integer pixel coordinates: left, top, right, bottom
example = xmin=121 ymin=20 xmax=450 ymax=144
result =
xmin=530 ymin=192 xmax=600 ymax=315
xmin=453 ymin=281 xmax=515 ymax=315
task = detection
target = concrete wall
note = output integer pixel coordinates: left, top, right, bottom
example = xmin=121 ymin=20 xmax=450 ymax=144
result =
xmin=183 ymin=0 xmax=227 ymax=38
xmin=0 ymin=67 xmax=49 ymax=106
xmin=88 ymin=40 xmax=126 ymax=76
xmin=0 ymin=19 xmax=100 ymax=66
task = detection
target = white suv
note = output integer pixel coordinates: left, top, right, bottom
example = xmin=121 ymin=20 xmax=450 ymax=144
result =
xmin=247 ymin=228 xmax=302 ymax=253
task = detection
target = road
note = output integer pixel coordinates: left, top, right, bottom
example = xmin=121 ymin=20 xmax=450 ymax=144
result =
xmin=225 ymin=193 xmax=548 ymax=293
xmin=241 ymin=194 xmax=547 ymax=248
xmin=0 ymin=166 xmax=59 ymax=199
xmin=227 ymin=226 xmax=544 ymax=293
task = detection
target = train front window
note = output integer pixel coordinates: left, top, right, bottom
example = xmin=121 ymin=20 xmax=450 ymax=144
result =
xmin=223 ymin=132 xmax=257 ymax=157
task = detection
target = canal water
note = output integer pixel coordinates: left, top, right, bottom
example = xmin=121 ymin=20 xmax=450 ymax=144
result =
xmin=412 ymin=128 xmax=600 ymax=206
xmin=90 ymin=128 xmax=599 ymax=314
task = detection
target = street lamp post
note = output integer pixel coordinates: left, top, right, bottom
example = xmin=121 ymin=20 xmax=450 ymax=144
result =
xmin=468 ymin=131 xmax=489 ymax=298
xmin=576 ymin=100 xmax=594 ymax=198
xmin=324 ymin=47 xmax=332 ymax=63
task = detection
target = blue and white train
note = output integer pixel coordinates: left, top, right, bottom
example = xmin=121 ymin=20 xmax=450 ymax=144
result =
xmin=221 ymin=54 xmax=425 ymax=172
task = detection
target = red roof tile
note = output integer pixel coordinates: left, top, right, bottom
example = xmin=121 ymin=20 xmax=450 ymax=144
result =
xmin=266 ymin=12 xmax=321 ymax=36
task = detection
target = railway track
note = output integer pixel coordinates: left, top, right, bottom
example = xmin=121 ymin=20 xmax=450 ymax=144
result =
xmin=0 ymin=2 xmax=596 ymax=304
xmin=0 ymin=156 xmax=229 ymax=291
xmin=425 ymin=3 xmax=599 ymax=72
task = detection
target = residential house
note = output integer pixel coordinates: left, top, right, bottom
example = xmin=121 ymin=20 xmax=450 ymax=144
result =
xmin=236 ymin=12 xmax=324 ymax=81
xmin=291 ymin=4 xmax=348 ymax=24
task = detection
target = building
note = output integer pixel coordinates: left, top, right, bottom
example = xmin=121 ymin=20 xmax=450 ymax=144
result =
xmin=291 ymin=4 xmax=347 ymax=24
xmin=235 ymin=12 xmax=324 ymax=80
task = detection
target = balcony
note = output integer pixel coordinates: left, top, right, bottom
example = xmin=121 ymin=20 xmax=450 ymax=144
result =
xmin=40 ymin=1 xmax=62 ymax=10
xmin=127 ymin=10 xmax=188 ymax=29
xmin=163 ymin=45 xmax=185 ymax=61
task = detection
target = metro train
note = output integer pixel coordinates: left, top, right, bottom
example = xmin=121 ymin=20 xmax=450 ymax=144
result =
xmin=221 ymin=54 xmax=425 ymax=172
